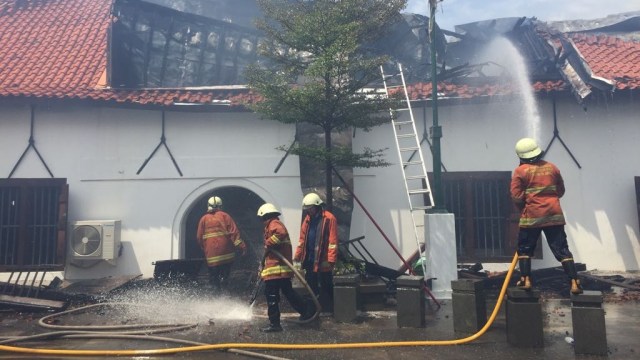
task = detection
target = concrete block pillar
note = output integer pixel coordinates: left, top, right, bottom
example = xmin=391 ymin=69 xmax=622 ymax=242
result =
xmin=451 ymin=279 xmax=487 ymax=333
xmin=506 ymin=288 xmax=543 ymax=348
xmin=424 ymin=213 xmax=457 ymax=299
xmin=571 ymin=290 xmax=607 ymax=355
xmin=333 ymin=274 xmax=360 ymax=323
xmin=396 ymin=275 xmax=425 ymax=328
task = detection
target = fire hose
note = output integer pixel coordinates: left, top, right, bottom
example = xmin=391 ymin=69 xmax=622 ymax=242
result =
xmin=250 ymin=248 xmax=321 ymax=324
xmin=0 ymin=253 xmax=518 ymax=356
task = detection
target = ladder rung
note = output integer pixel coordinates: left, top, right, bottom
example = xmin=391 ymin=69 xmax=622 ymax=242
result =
xmin=408 ymin=189 xmax=431 ymax=195
xmin=406 ymin=175 xmax=427 ymax=180
xmin=403 ymin=161 xmax=423 ymax=166
xmin=412 ymin=206 xmax=433 ymax=210
xmin=383 ymin=73 xmax=401 ymax=79
xmin=396 ymin=134 xmax=415 ymax=139
xmin=393 ymin=121 xmax=413 ymax=125
xmin=399 ymin=147 xmax=420 ymax=152
xmin=392 ymin=108 xmax=410 ymax=112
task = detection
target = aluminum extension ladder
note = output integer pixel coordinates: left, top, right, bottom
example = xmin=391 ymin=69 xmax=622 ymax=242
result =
xmin=380 ymin=63 xmax=434 ymax=278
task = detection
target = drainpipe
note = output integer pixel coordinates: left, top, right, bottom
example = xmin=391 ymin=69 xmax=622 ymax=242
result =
xmin=429 ymin=0 xmax=444 ymax=212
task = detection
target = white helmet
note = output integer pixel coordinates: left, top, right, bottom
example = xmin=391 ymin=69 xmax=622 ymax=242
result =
xmin=207 ymin=196 xmax=223 ymax=211
xmin=257 ymin=203 xmax=280 ymax=217
xmin=302 ymin=193 xmax=323 ymax=209
xmin=515 ymin=137 xmax=542 ymax=160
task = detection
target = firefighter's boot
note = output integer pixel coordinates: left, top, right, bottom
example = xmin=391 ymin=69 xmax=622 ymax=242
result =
xmin=261 ymin=323 xmax=283 ymax=332
xmin=263 ymin=293 xmax=283 ymax=332
xmin=561 ymin=259 xmax=583 ymax=295
xmin=516 ymin=256 xmax=532 ymax=290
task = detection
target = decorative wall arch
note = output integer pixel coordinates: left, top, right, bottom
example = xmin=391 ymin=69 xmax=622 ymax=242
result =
xmin=171 ymin=178 xmax=278 ymax=260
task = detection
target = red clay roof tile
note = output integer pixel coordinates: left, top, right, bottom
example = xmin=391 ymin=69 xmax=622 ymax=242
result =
xmin=0 ymin=1 xmax=638 ymax=107
xmin=570 ymin=33 xmax=640 ymax=89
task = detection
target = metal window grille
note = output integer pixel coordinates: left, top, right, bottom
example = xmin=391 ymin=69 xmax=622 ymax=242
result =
xmin=436 ymin=172 xmax=518 ymax=263
xmin=0 ymin=179 xmax=67 ymax=271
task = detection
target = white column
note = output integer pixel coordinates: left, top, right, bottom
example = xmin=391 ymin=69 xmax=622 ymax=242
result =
xmin=424 ymin=213 xmax=458 ymax=299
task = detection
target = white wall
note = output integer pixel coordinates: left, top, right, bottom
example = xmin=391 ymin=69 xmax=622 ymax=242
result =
xmin=0 ymin=103 xmax=302 ymax=279
xmin=2 ymin=92 xmax=639 ymax=281
xmin=351 ymin=94 xmax=640 ymax=272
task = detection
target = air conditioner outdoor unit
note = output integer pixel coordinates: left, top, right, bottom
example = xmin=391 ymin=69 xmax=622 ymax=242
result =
xmin=69 ymin=220 xmax=121 ymax=264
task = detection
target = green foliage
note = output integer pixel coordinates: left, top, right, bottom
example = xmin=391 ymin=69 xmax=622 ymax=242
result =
xmin=277 ymin=144 xmax=390 ymax=168
xmin=245 ymin=0 xmax=407 ymax=172
xmin=333 ymin=258 xmax=365 ymax=276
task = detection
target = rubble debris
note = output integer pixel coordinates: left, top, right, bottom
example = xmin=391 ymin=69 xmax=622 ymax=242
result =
xmin=458 ymin=263 xmax=640 ymax=302
xmin=578 ymin=272 xmax=640 ymax=291
xmin=55 ymin=275 xmax=142 ymax=302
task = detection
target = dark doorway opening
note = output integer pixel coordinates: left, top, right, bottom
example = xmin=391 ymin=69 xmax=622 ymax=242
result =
xmin=184 ymin=186 xmax=265 ymax=293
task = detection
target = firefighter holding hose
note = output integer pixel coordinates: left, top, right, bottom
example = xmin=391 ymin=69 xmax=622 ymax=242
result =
xmin=257 ymin=203 xmax=314 ymax=332
xmin=511 ymin=138 xmax=583 ymax=295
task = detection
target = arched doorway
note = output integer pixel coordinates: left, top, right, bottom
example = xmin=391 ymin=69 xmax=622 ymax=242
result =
xmin=184 ymin=186 xmax=266 ymax=294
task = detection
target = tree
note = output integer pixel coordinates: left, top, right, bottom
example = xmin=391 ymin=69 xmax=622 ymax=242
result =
xmin=245 ymin=0 xmax=407 ymax=208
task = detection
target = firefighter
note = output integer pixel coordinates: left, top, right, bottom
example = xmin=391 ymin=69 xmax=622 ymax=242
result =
xmin=294 ymin=192 xmax=338 ymax=313
xmin=196 ymin=196 xmax=246 ymax=294
xmin=510 ymin=138 xmax=583 ymax=295
xmin=257 ymin=203 xmax=313 ymax=332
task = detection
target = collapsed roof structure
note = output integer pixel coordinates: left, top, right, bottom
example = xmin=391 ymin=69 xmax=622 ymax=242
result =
xmin=0 ymin=0 xmax=638 ymax=107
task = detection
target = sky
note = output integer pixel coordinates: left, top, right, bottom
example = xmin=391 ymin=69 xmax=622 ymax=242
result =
xmin=406 ymin=0 xmax=640 ymax=30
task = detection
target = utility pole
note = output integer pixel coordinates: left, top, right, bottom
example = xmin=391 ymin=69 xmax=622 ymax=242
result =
xmin=429 ymin=0 xmax=444 ymax=212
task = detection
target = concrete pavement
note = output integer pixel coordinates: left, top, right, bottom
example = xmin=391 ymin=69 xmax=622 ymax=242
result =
xmin=1 ymin=285 xmax=638 ymax=359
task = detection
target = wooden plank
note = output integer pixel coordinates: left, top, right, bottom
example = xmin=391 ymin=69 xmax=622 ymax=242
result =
xmin=0 ymin=294 xmax=66 ymax=311
xmin=60 ymin=274 xmax=142 ymax=296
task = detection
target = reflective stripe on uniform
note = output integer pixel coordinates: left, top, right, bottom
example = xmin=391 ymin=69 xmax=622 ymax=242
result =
xmin=206 ymin=252 xmax=235 ymax=265
xmin=269 ymin=234 xmax=280 ymax=244
xmin=525 ymin=185 xmax=557 ymax=194
xmin=233 ymin=238 xmax=244 ymax=246
xmin=519 ymin=214 xmax=565 ymax=226
xmin=328 ymin=244 xmax=337 ymax=249
xmin=203 ymin=231 xmax=227 ymax=239
xmin=261 ymin=265 xmax=293 ymax=277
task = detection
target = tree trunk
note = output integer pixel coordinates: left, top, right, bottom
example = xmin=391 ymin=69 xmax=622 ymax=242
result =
xmin=325 ymin=126 xmax=333 ymax=211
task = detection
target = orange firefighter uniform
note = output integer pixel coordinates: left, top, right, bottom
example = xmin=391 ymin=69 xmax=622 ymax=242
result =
xmin=261 ymin=218 xmax=294 ymax=281
xmin=510 ymin=156 xmax=582 ymax=294
xmin=260 ymin=215 xmax=310 ymax=332
xmin=510 ymin=159 xmax=566 ymax=228
xmin=294 ymin=208 xmax=338 ymax=313
xmin=294 ymin=209 xmax=338 ymax=272
xmin=197 ymin=210 xmax=246 ymax=268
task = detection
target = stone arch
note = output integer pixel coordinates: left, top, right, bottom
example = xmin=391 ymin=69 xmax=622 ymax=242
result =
xmin=171 ymin=179 xmax=276 ymax=292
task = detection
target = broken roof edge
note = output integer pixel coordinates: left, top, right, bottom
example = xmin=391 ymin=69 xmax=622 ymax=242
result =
xmin=548 ymin=11 xmax=640 ymax=34
xmin=99 ymin=85 xmax=251 ymax=91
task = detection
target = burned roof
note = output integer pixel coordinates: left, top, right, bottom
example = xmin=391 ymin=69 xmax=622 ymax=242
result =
xmin=0 ymin=0 xmax=638 ymax=108
xmin=548 ymin=11 xmax=640 ymax=41
xmin=111 ymin=0 xmax=262 ymax=88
